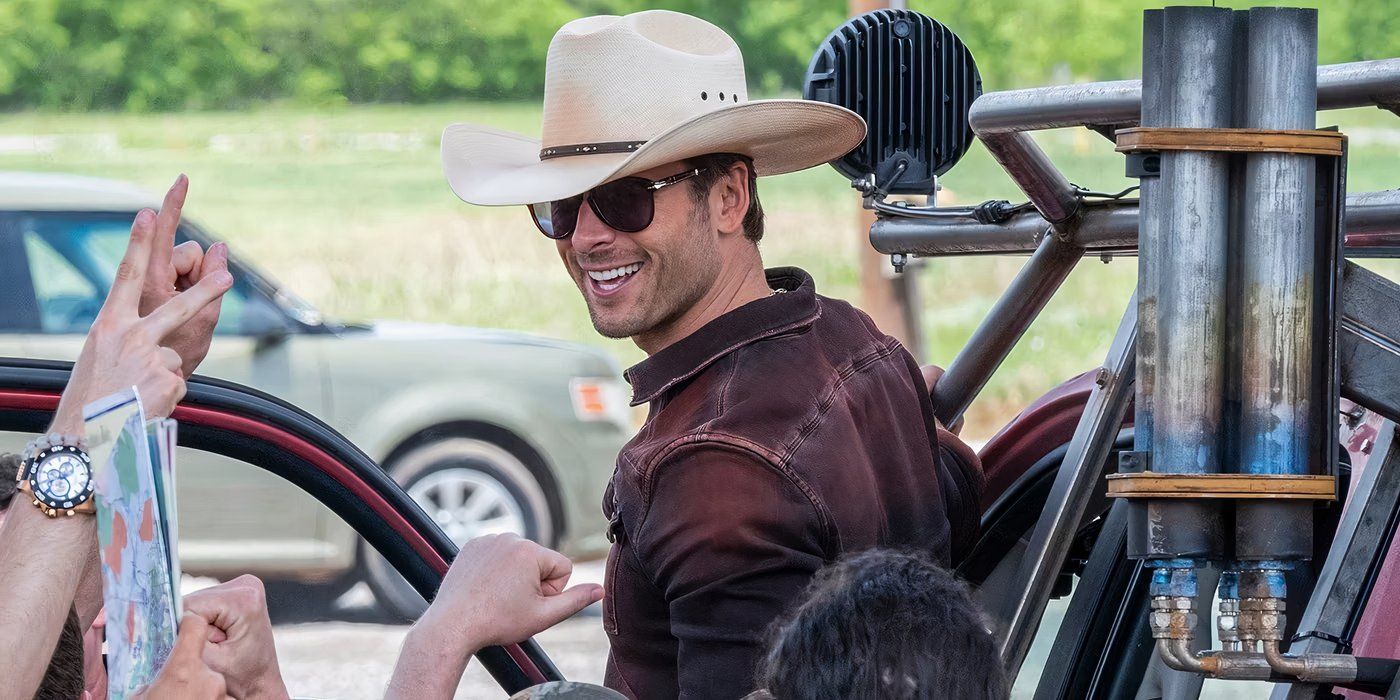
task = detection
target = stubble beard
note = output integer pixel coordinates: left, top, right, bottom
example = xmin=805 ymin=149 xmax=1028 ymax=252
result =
xmin=585 ymin=213 xmax=719 ymax=341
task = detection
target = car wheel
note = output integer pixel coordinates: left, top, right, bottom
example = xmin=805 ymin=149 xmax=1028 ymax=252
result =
xmin=260 ymin=579 xmax=353 ymax=623
xmin=364 ymin=436 xmax=556 ymax=620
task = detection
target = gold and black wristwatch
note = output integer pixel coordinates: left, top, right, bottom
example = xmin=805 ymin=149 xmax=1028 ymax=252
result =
xmin=16 ymin=434 xmax=96 ymax=517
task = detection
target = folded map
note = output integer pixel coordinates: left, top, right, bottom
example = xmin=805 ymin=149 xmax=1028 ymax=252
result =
xmin=87 ymin=389 xmax=181 ymax=699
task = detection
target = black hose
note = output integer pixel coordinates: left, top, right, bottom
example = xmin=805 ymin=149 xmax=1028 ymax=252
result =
xmin=1336 ymin=656 xmax=1400 ymax=697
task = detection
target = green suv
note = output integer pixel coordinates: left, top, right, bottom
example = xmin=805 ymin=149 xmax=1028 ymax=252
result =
xmin=0 ymin=171 xmax=630 ymax=618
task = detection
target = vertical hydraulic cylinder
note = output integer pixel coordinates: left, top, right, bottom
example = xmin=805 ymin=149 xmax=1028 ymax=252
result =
xmin=1129 ymin=6 xmax=1235 ymax=562
xmin=1235 ymin=7 xmax=1319 ymax=562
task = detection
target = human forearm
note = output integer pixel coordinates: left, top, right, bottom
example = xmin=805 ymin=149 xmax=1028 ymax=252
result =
xmin=385 ymin=616 xmax=484 ymax=700
xmin=385 ymin=534 xmax=602 ymax=699
xmin=48 ymin=395 xmax=107 ymax=631
xmin=73 ymin=537 xmax=104 ymax=631
xmin=0 ymin=503 xmax=97 ymax=700
xmin=47 ymin=394 xmax=86 ymax=439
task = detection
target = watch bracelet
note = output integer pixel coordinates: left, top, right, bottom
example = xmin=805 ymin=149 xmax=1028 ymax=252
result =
xmin=23 ymin=432 xmax=91 ymax=462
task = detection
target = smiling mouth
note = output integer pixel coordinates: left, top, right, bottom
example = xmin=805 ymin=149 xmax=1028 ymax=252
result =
xmin=586 ymin=262 xmax=643 ymax=295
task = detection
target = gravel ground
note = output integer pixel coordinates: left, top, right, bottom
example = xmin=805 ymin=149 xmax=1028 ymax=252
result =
xmin=270 ymin=562 xmax=609 ymax=699
xmin=274 ymin=614 xmax=609 ymax=699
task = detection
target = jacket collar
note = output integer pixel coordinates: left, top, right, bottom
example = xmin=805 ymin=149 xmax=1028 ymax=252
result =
xmin=623 ymin=267 xmax=819 ymax=406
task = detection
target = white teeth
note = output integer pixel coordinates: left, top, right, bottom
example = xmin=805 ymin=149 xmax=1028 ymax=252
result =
xmin=587 ymin=263 xmax=641 ymax=282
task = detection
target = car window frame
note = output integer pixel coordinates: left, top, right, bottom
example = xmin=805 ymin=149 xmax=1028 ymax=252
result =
xmin=0 ymin=213 xmax=43 ymax=333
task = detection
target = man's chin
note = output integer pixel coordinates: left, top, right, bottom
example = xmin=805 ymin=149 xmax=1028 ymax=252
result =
xmin=589 ymin=314 xmax=645 ymax=339
xmin=586 ymin=302 xmax=656 ymax=339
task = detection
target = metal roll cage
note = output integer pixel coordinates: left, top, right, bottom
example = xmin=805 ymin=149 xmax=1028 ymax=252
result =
xmin=864 ymin=52 xmax=1400 ymax=698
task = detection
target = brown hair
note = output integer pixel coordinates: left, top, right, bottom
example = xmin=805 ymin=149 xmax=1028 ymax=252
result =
xmin=685 ymin=153 xmax=765 ymax=244
xmin=36 ymin=609 xmax=87 ymax=700
xmin=0 ymin=453 xmax=19 ymax=509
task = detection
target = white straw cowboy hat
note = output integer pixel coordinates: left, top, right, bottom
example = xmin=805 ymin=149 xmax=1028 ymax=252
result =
xmin=441 ymin=9 xmax=867 ymax=207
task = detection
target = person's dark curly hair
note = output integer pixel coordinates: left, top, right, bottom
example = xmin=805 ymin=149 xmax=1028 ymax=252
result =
xmin=1 ymin=452 xmax=19 ymax=508
xmin=756 ymin=548 xmax=1007 ymax=700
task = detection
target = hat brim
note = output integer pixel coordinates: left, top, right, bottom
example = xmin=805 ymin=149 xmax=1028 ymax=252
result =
xmin=441 ymin=100 xmax=866 ymax=206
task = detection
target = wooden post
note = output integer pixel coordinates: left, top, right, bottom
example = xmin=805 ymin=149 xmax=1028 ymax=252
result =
xmin=848 ymin=0 xmax=923 ymax=360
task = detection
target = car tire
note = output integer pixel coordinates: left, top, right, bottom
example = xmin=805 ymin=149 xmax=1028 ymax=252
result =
xmin=260 ymin=579 xmax=352 ymax=623
xmin=363 ymin=436 xmax=556 ymax=621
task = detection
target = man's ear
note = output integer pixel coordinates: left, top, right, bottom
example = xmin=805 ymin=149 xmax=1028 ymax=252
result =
xmin=713 ymin=162 xmax=750 ymax=237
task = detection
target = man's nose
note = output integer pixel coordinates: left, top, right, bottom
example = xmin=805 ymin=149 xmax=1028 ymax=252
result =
xmin=571 ymin=199 xmax=620 ymax=253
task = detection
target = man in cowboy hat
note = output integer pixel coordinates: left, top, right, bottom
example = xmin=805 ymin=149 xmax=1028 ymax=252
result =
xmin=442 ymin=10 xmax=983 ymax=699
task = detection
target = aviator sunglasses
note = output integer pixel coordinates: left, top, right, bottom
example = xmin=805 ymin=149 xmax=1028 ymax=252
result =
xmin=528 ymin=168 xmax=707 ymax=239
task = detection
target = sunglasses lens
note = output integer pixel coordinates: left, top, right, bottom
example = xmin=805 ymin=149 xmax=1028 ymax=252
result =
xmin=528 ymin=202 xmax=555 ymax=237
xmin=589 ymin=178 xmax=655 ymax=233
xmin=530 ymin=198 xmax=581 ymax=239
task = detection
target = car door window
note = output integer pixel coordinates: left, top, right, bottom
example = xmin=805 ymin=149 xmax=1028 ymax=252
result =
xmin=17 ymin=213 xmax=256 ymax=336
xmin=21 ymin=225 xmax=105 ymax=334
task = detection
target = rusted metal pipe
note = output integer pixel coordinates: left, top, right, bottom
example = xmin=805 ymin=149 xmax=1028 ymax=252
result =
xmin=1158 ymin=638 xmax=1208 ymax=674
xmin=1262 ymin=641 xmax=1359 ymax=683
xmin=1199 ymin=651 xmax=1276 ymax=681
xmin=1264 ymin=641 xmax=1310 ymax=678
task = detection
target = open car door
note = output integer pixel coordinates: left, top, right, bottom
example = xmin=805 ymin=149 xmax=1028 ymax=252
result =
xmin=0 ymin=357 xmax=561 ymax=695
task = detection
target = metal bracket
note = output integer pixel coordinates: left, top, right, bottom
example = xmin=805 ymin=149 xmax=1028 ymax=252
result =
xmin=1289 ymin=630 xmax=1354 ymax=655
xmin=1106 ymin=473 xmax=1338 ymax=500
xmin=1118 ymin=450 xmax=1152 ymax=473
xmin=1125 ymin=152 xmax=1161 ymax=179
xmin=1115 ymin=127 xmax=1347 ymax=156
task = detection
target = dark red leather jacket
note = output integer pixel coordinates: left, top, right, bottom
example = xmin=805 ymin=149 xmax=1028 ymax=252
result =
xmin=601 ymin=267 xmax=983 ymax=699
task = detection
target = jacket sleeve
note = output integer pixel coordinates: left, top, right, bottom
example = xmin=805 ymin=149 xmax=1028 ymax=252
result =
xmin=935 ymin=423 xmax=986 ymax=564
xmin=633 ymin=443 xmax=828 ymax=699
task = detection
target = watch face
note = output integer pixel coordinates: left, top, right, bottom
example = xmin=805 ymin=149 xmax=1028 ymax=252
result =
xmin=27 ymin=446 xmax=94 ymax=510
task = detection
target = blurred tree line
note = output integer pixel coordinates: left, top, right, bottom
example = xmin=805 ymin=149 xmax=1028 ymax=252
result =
xmin=2 ymin=0 xmax=1397 ymax=111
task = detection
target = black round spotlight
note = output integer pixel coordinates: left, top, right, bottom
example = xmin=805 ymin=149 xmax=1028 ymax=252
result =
xmin=805 ymin=10 xmax=982 ymax=194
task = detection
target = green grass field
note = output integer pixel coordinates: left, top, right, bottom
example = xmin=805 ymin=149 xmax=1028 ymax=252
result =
xmin=2 ymin=102 xmax=1397 ymax=437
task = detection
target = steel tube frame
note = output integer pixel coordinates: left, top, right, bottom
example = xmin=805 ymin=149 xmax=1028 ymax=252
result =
xmin=919 ymin=10 xmax=1400 ymax=698
xmin=897 ymin=50 xmax=1400 ymax=438
xmin=978 ymin=131 xmax=1082 ymax=228
xmin=996 ymin=296 xmax=1137 ymax=676
xmin=1276 ymin=423 xmax=1399 ymax=699
xmin=1344 ymin=190 xmax=1400 ymax=254
xmin=1339 ymin=262 xmax=1400 ymax=424
xmin=906 ymin=196 xmax=1400 ymax=489
xmin=930 ymin=233 xmax=1081 ymax=427
xmin=968 ymin=58 xmax=1400 ymax=136
xmin=869 ymin=192 xmax=1400 ymax=258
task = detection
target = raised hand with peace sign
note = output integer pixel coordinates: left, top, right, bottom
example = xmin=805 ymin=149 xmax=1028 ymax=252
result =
xmin=49 ymin=181 xmax=234 ymax=436
xmin=138 ymin=174 xmax=230 ymax=379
